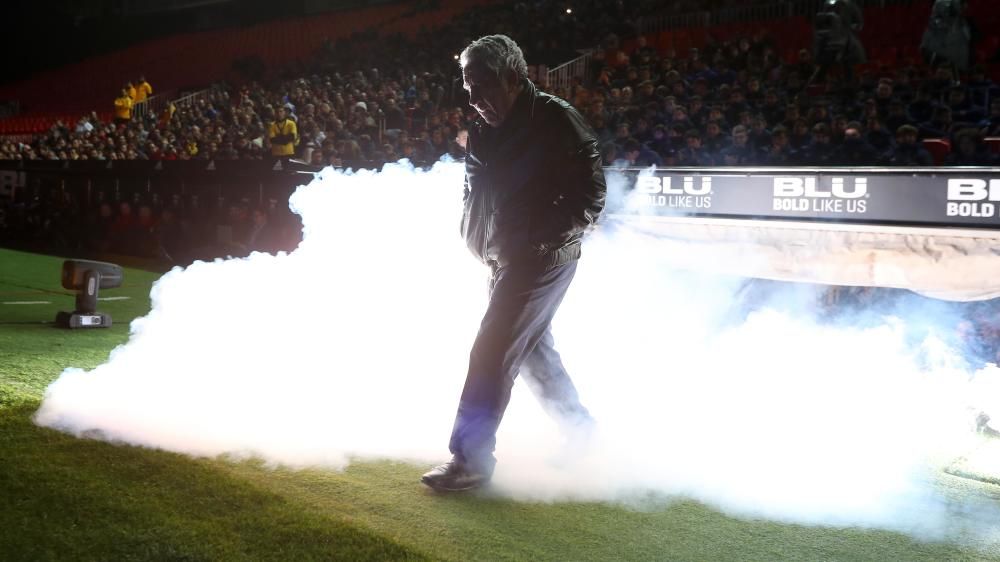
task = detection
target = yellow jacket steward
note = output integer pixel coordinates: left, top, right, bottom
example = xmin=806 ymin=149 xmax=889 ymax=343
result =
xmin=114 ymin=95 xmax=133 ymax=120
xmin=135 ymin=81 xmax=153 ymax=102
xmin=268 ymin=118 xmax=298 ymax=156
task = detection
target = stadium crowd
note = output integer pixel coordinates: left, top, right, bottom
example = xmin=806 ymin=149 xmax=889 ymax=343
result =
xmin=2 ymin=1 xmax=996 ymax=170
xmin=2 ymin=0 xmax=1000 ymax=265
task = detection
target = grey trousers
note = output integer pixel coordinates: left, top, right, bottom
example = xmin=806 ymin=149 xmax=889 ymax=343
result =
xmin=448 ymin=260 xmax=592 ymax=473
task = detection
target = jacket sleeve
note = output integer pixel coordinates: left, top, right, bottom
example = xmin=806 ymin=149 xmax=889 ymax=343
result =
xmin=537 ymin=103 xmax=607 ymax=243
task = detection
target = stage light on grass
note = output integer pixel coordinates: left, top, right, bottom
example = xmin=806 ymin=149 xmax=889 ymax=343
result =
xmin=55 ymin=259 xmax=123 ymax=329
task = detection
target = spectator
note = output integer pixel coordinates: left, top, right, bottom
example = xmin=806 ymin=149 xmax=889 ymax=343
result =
xmin=799 ymin=122 xmax=836 ymax=165
xmin=908 ymin=87 xmax=937 ymax=125
xmin=702 ymin=119 xmax=731 ymax=155
xmin=383 ymin=98 xmax=406 ymax=132
xmin=719 ymin=125 xmax=756 ymax=165
xmin=451 ymin=128 xmax=469 ymax=157
xmin=75 ymin=116 xmax=94 ymax=135
xmin=762 ymin=125 xmax=798 ymax=165
xmin=871 ymin=79 xmax=895 ymax=118
xmin=747 ymin=114 xmax=772 ymax=153
xmin=648 ymin=124 xmax=674 ymax=158
xmin=884 ymin=124 xmax=934 ymax=165
xmin=864 ymin=117 xmax=894 ymax=153
xmin=979 ymin=98 xmax=1000 ymax=136
xmin=789 ymin=118 xmax=813 ymax=150
xmin=885 ymin=99 xmax=913 ymax=133
xmin=612 ymin=122 xmax=632 ymax=152
xmin=601 ymin=142 xmax=619 ymax=166
xmin=676 ymin=129 xmax=714 ymax=166
xmin=944 ymin=128 xmax=996 ymax=165
xmin=945 ymin=85 xmax=983 ymax=124
xmin=832 ymin=121 xmax=879 ymax=164
xmin=621 ymin=137 xmax=663 ymax=167
xmin=919 ymin=106 xmax=954 ymax=139
xmin=759 ymin=89 xmax=785 ymax=125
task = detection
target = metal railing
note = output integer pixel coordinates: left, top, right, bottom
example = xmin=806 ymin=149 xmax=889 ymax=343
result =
xmin=170 ymin=89 xmax=211 ymax=109
xmin=131 ymin=93 xmax=170 ymax=121
xmin=545 ymin=50 xmax=594 ymax=94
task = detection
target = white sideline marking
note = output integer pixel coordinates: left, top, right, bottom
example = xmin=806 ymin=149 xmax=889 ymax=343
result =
xmin=2 ymin=301 xmax=52 ymax=305
xmin=98 ymin=296 xmax=131 ymax=301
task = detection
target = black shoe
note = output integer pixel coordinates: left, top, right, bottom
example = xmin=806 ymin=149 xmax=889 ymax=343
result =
xmin=421 ymin=458 xmax=491 ymax=492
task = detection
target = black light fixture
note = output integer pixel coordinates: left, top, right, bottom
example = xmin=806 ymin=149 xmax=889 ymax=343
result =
xmin=55 ymin=259 xmax=123 ymax=329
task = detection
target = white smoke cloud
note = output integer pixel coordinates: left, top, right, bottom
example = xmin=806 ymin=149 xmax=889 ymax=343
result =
xmin=35 ymin=161 xmax=1000 ymax=548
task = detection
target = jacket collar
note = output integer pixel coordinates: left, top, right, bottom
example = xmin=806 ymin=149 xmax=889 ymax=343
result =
xmin=502 ymin=79 xmax=537 ymax=128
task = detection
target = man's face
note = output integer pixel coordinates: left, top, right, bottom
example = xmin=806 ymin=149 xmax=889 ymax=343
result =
xmin=463 ymin=60 xmax=519 ymax=127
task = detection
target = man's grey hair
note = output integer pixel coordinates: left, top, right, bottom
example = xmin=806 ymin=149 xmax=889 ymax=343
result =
xmin=460 ymin=34 xmax=528 ymax=84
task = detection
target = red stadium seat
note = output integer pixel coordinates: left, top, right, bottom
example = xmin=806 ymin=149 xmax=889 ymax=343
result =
xmin=923 ymin=139 xmax=951 ymax=166
xmin=985 ymin=138 xmax=1000 ymax=155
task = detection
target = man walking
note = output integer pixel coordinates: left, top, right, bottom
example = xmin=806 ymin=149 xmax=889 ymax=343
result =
xmin=421 ymin=35 xmax=606 ymax=492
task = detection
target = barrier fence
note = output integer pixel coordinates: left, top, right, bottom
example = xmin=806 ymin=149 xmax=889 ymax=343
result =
xmin=3 ymin=161 xmax=1000 ymax=305
xmin=3 ymin=161 xmax=999 ymax=229
xmin=0 ymin=159 xmax=311 ymax=213
xmin=611 ymin=166 xmax=1000 ymax=229
xmin=545 ymin=50 xmax=595 ymax=93
xmin=132 ymin=92 xmax=171 ymax=121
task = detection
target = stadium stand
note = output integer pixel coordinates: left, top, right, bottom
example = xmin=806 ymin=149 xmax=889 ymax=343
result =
xmin=2 ymin=0 xmax=999 ymax=265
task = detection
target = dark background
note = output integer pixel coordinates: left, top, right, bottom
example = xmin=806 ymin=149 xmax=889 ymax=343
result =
xmin=1 ymin=0 xmax=394 ymax=87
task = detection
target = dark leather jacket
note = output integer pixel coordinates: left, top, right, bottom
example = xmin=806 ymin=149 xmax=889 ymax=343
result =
xmin=461 ymin=80 xmax=606 ymax=268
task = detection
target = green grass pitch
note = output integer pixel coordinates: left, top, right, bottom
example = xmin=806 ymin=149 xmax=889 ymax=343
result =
xmin=1 ymin=247 xmax=998 ymax=561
